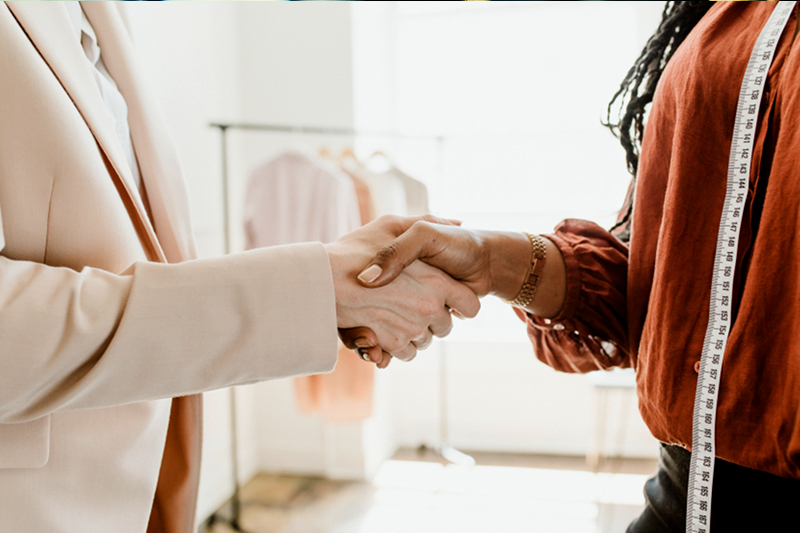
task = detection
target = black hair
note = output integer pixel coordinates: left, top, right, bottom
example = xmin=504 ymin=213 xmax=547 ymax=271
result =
xmin=605 ymin=1 xmax=714 ymax=240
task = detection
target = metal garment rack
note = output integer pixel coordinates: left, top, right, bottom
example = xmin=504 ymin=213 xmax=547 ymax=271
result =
xmin=209 ymin=122 xmax=445 ymax=257
xmin=207 ymin=121 xmax=468 ymax=531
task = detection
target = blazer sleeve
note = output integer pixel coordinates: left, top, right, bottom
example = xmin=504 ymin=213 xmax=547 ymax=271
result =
xmin=517 ymin=219 xmax=632 ymax=373
xmin=0 ymin=233 xmax=339 ymax=423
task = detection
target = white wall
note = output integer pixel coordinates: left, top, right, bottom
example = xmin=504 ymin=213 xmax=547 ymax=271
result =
xmin=126 ymin=2 xmax=241 ymax=259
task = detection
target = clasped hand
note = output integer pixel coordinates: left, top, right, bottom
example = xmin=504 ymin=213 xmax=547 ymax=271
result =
xmin=326 ymin=215 xmax=481 ymax=364
xmin=329 ymin=216 xmax=565 ymax=368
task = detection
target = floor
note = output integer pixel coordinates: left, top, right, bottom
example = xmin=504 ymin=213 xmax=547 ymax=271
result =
xmin=201 ymin=448 xmax=657 ymax=533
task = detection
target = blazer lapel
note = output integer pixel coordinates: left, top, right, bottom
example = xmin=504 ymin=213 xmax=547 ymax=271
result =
xmin=82 ymin=2 xmax=198 ymax=264
xmin=5 ymin=1 xmax=167 ymax=263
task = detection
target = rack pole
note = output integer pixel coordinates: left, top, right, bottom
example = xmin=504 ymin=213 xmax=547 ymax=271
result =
xmin=221 ymin=125 xmax=232 ymax=257
xmin=211 ymin=124 xmax=246 ymax=532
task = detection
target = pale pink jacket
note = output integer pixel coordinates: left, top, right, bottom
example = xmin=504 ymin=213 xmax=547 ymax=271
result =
xmin=0 ymin=3 xmax=338 ymax=532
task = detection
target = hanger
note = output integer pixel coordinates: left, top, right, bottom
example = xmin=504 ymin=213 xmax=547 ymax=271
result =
xmin=366 ymin=150 xmax=393 ymax=173
xmin=369 ymin=150 xmax=392 ymax=162
xmin=340 ymin=148 xmax=361 ymax=165
xmin=318 ymin=146 xmax=361 ymax=166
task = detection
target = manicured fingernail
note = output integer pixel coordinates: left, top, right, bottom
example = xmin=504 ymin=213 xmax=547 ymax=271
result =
xmin=450 ymin=308 xmax=466 ymax=320
xmin=358 ymin=264 xmax=382 ymax=284
xmin=353 ymin=337 xmax=371 ymax=348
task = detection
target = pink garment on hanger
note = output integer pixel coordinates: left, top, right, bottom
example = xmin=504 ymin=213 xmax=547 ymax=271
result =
xmin=349 ymin=173 xmax=376 ymax=227
xmin=244 ymin=150 xmax=360 ymax=249
xmin=244 ymin=150 xmax=374 ymax=423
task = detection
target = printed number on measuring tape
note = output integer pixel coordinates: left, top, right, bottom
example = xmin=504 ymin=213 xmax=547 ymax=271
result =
xmin=686 ymin=2 xmax=797 ymax=533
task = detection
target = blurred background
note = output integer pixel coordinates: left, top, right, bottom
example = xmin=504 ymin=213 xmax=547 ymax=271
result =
xmin=125 ymin=2 xmax=665 ymax=532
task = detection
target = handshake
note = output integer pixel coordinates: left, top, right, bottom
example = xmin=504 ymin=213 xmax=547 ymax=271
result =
xmin=325 ymin=215 xmax=565 ymax=368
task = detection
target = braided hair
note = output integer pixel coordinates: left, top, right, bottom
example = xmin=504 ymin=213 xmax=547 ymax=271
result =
xmin=605 ymin=1 xmax=713 ymax=240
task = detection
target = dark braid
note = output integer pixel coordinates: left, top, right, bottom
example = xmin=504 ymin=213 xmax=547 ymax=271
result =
xmin=605 ymin=1 xmax=713 ymax=240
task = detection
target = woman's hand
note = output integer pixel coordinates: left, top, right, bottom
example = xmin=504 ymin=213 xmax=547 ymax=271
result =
xmin=327 ymin=215 xmax=481 ymax=363
xmin=357 ymin=222 xmax=495 ymax=296
xmin=356 ymin=221 xmax=567 ymax=318
xmin=337 ymin=218 xmax=567 ymax=367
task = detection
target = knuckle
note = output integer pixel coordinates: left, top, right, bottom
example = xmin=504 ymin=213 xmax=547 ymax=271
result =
xmin=412 ymin=220 xmax=434 ymax=239
xmin=396 ymin=345 xmax=417 ymax=362
xmin=380 ymin=352 xmax=394 ymax=367
xmin=436 ymin=319 xmax=454 ymax=338
xmin=375 ymin=241 xmax=401 ymax=262
xmin=418 ymin=219 xmax=435 ymax=231
xmin=417 ymin=299 xmax=440 ymax=320
xmin=410 ymin=219 xmax=427 ymax=231
xmin=383 ymin=338 xmax=405 ymax=354
xmin=427 ymin=275 xmax=447 ymax=294
xmin=416 ymin=334 xmax=433 ymax=350
xmin=380 ymin=214 xmax=401 ymax=231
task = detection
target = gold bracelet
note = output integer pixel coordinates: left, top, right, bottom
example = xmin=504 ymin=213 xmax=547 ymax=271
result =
xmin=503 ymin=232 xmax=547 ymax=308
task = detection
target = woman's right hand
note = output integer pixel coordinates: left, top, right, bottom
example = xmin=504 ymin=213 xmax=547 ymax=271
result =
xmin=356 ymin=221 xmax=566 ymax=318
xmin=327 ymin=216 xmax=481 ymax=364
xmin=344 ymin=220 xmax=567 ymax=367
xmin=356 ymin=222 xmax=527 ymax=299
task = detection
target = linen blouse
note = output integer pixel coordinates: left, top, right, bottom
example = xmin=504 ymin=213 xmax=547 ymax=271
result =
xmin=525 ymin=2 xmax=800 ymax=479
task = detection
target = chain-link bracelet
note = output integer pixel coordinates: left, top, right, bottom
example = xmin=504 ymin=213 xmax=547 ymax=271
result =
xmin=502 ymin=232 xmax=547 ymax=309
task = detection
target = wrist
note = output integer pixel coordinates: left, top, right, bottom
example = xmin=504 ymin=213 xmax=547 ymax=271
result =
xmin=526 ymin=236 xmax=566 ymax=318
xmin=326 ymin=242 xmax=361 ymax=329
xmin=485 ymin=231 xmax=533 ymax=300
xmin=501 ymin=233 xmax=547 ymax=308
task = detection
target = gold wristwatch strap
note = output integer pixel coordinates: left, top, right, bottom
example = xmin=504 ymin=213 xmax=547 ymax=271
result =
xmin=503 ymin=233 xmax=547 ymax=308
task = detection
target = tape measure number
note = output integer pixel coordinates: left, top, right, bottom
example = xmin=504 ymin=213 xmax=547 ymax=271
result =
xmin=686 ymin=2 xmax=797 ymax=532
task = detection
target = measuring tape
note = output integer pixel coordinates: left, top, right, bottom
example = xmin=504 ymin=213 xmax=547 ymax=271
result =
xmin=686 ymin=2 xmax=796 ymax=532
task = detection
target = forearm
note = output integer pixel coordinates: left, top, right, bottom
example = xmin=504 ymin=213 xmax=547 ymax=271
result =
xmin=0 ymin=244 xmax=338 ymax=422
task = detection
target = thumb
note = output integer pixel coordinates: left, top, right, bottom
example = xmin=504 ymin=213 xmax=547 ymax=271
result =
xmin=357 ymin=224 xmax=430 ymax=288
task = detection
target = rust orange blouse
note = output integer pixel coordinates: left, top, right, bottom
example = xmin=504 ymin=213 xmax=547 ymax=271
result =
xmin=525 ymin=2 xmax=800 ymax=479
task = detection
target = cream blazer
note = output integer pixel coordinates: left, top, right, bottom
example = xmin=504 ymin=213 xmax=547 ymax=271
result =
xmin=0 ymin=3 xmax=338 ymax=532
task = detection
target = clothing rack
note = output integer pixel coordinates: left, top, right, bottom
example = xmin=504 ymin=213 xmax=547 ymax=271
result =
xmin=210 ymin=122 xmax=445 ymax=257
xmin=208 ymin=121 xmax=465 ymax=532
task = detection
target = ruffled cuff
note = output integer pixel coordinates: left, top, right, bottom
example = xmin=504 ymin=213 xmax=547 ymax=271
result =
xmin=515 ymin=219 xmax=631 ymax=373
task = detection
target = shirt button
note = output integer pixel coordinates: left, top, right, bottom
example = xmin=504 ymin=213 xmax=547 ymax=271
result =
xmin=694 ymin=361 xmax=701 ymax=373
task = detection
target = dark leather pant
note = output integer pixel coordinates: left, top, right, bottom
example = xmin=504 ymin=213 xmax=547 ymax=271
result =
xmin=626 ymin=444 xmax=800 ymax=532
